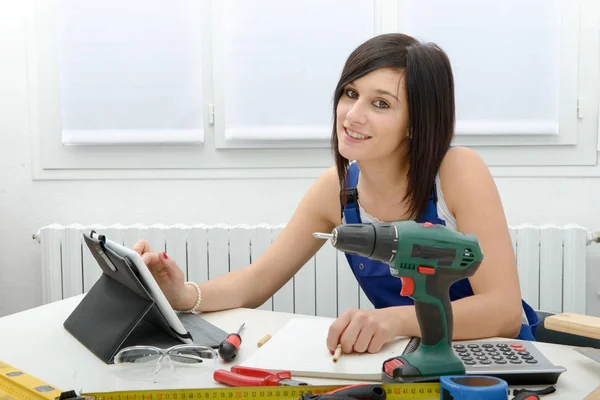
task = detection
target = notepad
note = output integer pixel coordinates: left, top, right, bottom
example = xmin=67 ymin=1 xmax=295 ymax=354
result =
xmin=240 ymin=317 xmax=412 ymax=381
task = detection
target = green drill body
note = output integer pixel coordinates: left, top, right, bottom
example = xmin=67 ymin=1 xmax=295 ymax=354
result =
xmin=323 ymin=220 xmax=483 ymax=382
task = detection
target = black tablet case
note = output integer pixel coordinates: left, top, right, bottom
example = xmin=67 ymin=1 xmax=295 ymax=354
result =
xmin=63 ymin=231 xmax=228 ymax=364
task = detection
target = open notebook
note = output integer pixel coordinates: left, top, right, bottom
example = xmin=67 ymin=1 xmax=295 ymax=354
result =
xmin=240 ymin=317 xmax=412 ymax=381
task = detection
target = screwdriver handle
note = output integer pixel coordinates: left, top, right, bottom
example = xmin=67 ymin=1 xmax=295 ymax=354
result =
xmin=219 ymin=332 xmax=242 ymax=361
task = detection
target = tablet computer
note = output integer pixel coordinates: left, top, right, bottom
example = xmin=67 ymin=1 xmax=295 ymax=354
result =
xmin=89 ymin=231 xmax=193 ymax=344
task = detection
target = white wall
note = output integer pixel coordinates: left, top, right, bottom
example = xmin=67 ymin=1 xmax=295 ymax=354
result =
xmin=1 ymin=1 xmax=599 ymax=317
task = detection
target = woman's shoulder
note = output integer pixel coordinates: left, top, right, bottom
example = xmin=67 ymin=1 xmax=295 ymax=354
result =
xmin=442 ymin=146 xmax=484 ymax=165
xmin=439 ymin=146 xmax=488 ymax=177
xmin=438 ymin=146 xmax=493 ymax=214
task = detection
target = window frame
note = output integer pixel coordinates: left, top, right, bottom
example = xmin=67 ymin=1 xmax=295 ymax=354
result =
xmin=28 ymin=0 xmax=600 ymax=181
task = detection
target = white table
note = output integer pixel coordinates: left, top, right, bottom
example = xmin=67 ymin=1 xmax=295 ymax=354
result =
xmin=0 ymin=295 xmax=599 ymax=398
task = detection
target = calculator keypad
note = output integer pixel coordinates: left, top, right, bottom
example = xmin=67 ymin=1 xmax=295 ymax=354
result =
xmin=453 ymin=342 xmax=540 ymax=366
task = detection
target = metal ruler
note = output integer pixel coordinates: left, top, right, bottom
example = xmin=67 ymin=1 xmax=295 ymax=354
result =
xmin=1 ymin=360 xmax=441 ymax=400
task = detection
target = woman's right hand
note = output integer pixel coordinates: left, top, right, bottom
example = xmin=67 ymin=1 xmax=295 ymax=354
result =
xmin=132 ymin=239 xmax=196 ymax=311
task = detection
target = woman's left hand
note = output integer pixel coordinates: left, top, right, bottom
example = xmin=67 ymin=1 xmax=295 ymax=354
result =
xmin=326 ymin=308 xmax=400 ymax=354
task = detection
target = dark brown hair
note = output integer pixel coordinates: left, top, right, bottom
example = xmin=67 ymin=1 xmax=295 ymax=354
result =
xmin=332 ymin=33 xmax=455 ymax=220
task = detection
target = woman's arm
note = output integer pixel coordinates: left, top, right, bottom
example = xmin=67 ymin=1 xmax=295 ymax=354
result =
xmin=196 ymin=167 xmax=340 ymax=311
xmin=135 ymin=167 xmax=341 ymax=313
xmin=436 ymin=146 xmax=523 ymax=339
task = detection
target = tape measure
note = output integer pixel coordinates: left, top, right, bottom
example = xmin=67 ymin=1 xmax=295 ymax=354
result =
xmin=82 ymin=383 xmax=441 ymax=400
xmin=1 ymin=359 xmax=441 ymax=400
xmin=440 ymin=376 xmax=508 ymax=400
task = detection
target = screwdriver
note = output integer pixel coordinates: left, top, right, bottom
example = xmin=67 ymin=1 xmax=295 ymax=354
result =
xmin=219 ymin=322 xmax=245 ymax=361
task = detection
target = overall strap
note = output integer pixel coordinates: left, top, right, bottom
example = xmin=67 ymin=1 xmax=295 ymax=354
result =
xmin=341 ymin=162 xmax=362 ymax=224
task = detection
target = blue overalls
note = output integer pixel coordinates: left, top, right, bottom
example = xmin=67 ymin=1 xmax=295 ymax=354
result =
xmin=341 ymin=162 xmax=539 ymax=341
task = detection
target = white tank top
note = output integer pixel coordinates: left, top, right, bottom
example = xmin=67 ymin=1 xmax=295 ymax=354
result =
xmin=355 ymin=174 xmax=457 ymax=231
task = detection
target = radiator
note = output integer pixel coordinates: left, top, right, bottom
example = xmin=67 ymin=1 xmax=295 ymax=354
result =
xmin=33 ymin=223 xmax=595 ymax=316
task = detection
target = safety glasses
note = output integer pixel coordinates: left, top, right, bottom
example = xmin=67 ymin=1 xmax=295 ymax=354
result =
xmin=114 ymin=344 xmax=218 ymax=382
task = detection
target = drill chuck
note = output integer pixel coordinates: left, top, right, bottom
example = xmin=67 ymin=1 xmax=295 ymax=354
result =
xmin=329 ymin=223 xmax=398 ymax=263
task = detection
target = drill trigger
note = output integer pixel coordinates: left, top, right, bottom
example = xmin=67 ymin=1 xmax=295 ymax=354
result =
xmin=400 ymin=277 xmax=415 ymax=296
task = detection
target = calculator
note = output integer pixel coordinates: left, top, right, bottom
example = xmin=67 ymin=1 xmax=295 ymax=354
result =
xmin=403 ymin=338 xmax=567 ymax=385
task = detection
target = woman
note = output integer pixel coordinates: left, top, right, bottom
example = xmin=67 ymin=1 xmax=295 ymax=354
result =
xmin=133 ymin=33 xmax=538 ymax=356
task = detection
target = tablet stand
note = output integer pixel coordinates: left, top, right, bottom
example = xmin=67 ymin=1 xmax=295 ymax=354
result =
xmin=63 ymin=232 xmax=228 ymax=364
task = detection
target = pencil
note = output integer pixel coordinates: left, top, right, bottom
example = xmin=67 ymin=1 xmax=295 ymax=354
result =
xmin=257 ymin=334 xmax=272 ymax=348
xmin=332 ymin=344 xmax=342 ymax=363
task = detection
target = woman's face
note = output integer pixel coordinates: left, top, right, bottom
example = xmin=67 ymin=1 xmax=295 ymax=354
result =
xmin=336 ymin=68 xmax=409 ymax=162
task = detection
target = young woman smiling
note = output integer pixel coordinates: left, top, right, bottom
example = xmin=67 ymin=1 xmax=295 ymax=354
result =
xmin=133 ymin=33 xmax=539 ymax=356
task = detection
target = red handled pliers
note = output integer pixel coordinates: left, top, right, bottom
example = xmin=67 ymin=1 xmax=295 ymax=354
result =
xmin=213 ymin=366 xmax=309 ymax=387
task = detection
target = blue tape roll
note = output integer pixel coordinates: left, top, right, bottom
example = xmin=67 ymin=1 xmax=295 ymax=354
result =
xmin=440 ymin=375 xmax=508 ymax=400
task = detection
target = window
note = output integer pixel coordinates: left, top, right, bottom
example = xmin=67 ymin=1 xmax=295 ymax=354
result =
xmin=403 ymin=0 xmax=564 ymax=140
xmin=57 ymin=0 xmax=205 ymax=146
xmin=28 ymin=0 xmax=599 ymax=179
xmin=396 ymin=0 xmax=598 ymax=167
xmin=213 ymin=0 xmax=375 ymax=148
xmin=29 ymin=0 xmax=378 ymax=179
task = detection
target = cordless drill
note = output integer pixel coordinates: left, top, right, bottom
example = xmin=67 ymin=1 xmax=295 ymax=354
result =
xmin=313 ymin=221 xmax=483 ymax=383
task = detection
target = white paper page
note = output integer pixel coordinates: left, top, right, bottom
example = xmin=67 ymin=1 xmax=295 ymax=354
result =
xmin=240 ymin=317 xmax=412 ymax=381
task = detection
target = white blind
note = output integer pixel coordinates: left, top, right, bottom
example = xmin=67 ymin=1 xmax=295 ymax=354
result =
xmin=220 ymin=0 xmax=375 ymax=140
xmin=56 ymin=0 xmax=205 ymax=145
xmin=401 ymin=0 xmax=561 ymax=136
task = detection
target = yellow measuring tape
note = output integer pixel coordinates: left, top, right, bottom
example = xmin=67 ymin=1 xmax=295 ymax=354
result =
xmin=83 ymin=383 xmax=441 ymax=400
xmin=1 ymin=360 xmax=441 ymax=400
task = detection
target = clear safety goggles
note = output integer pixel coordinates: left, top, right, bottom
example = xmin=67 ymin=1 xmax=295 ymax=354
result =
xmin=114 ymin=344 xmax=218 ymax=382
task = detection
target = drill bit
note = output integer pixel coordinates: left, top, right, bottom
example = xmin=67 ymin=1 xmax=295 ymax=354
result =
xmin=313 ymin=230 xmax=339 ymax=246
xmin=313 ymin=232 xmax=334 ymax=240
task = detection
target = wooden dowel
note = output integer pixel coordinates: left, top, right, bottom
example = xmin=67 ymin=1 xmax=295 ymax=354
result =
xmin=257 ymin=334 xmax=272 ymax=348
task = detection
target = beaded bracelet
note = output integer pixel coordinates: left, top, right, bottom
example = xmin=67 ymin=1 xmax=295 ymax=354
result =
xmin=180 ymin=281 xmax=201 ymax=313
